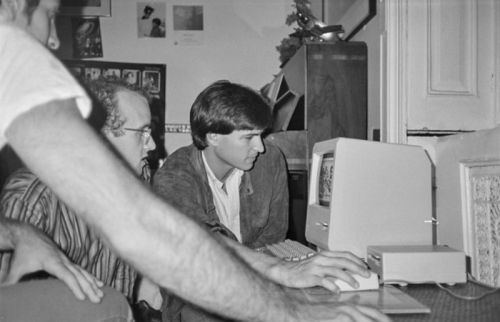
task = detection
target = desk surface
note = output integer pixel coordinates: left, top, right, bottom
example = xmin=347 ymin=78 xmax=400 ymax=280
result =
xmin=392 ymin=283 xmax=500 ymax=322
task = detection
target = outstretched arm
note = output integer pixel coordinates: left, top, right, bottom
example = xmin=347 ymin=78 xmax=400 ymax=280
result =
xmin=0 ymin=218 xmax=104 ymax=302
xmin=5 ymin=100 xmax=389 ymax=322
xmin=220 ymin=236 xmax=370 ymax=292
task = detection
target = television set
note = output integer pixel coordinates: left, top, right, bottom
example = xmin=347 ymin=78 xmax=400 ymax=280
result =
xmin=305 ymin=138 xmax=435 ymax=258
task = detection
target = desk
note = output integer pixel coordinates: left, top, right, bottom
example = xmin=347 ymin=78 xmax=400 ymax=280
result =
xmin=393 ymin=283 xmax=500 ymax=322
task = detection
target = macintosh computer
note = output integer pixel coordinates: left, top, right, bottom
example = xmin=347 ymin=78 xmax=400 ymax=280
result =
xmin=305 ymin=137 xmax=435 ymax=258
xmin=302 ymin=137 xmax=466 ymax=286
xmin=266 ymin=137 xmax=466 ymax=286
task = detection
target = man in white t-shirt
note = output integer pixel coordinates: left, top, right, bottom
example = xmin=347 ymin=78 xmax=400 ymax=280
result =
xmin=0 ymin=1 xmax=133 ymax=320
xmin=0 ymin=1 xmax=390 ymax=322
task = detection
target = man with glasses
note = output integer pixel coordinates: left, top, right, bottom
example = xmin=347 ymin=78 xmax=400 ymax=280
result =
xmin=0 ymin=78 xmax=158 ymax=310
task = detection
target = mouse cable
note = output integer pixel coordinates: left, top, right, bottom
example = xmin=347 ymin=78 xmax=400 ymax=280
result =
xmin=435 ymin=273 xmax=500 ymax=301
xmin=383 ymin=275 xmax=500 ymax=301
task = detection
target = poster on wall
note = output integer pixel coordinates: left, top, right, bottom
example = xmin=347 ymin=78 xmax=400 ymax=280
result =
xmin=172 ymin=5 xmax=204 ymax=45
xmin=64 ymin=60 xmax=167 ymax=168
xmin=137 ymin=2 xmax=166 ymax=38
xmin=71 ymin=17 xmax=103 ymax=58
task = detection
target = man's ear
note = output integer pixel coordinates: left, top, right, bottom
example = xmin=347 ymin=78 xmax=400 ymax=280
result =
xmin=206 ymin=133 xmax=220 ymax=147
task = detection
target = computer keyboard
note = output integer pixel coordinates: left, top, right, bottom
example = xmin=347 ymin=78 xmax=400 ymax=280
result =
xmin=261 ymin=239 xmax=316 ymax=261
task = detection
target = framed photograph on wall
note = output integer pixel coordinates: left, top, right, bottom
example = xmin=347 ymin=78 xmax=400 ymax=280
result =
xmin=123 ymin=69 xmax=141 ymax=87
xmin=71 ymin=17 xmax=103 ymax=58
xmin=137 ymin=2 xmax=166 ymax=38
xmin=143 ymin=70 xmax=161 ymax=93
xmin=59 ymin=0 xmax=111 ymax=17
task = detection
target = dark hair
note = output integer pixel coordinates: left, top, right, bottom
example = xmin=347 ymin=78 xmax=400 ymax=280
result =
xmin=152 ymin=18 xmax=161 ymax=25
xmin=190 ymin=80 xmax=272 ymax=150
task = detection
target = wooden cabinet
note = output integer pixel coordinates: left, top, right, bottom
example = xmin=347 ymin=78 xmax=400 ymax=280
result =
xmin=266 ymin=42 xmax=368 ymax=171
xmin=264 ymin=42 xmax=368 ymax=244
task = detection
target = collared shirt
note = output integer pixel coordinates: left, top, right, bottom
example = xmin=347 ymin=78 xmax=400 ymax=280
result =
xmin=153 ymin=143 xmax=288 ymax=249
xmin=202 ymin=151 xmax=244 ymax=242
xmin=154 ymin=143 xmax=290 ymax=322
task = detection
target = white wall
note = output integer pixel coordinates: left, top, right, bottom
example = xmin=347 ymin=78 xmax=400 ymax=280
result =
xmin=86 ymin=0 xmax=293 ymax=153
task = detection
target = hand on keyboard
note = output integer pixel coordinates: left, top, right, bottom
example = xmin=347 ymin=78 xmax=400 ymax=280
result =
xmin=265 ymin=239 xmax=316 ymax=261
xmin=264 ymin=240 xmax=372 ymax=293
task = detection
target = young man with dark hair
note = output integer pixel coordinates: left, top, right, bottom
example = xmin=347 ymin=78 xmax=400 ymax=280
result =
xmin=153 ymin=80 xmax=376 ymax=321
xmin=156 ymin=80 xmax=289 ymax=249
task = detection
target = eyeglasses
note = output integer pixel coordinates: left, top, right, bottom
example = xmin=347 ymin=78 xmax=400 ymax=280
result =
xmin=124 ymin=127 xmax=152 ymax=146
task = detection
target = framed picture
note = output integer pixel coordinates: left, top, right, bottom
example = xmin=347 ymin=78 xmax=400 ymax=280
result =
xmin=102 ymin=68 xmax=121 ymax=80
xmin=325 ymin=0 xmax=376 ymax=41
xmin=71 ymin=17 xmax=103 ymax=58
xmin=123 ymin=69 xmax=141 ymax=87
xmin=143 ymin=70 xmax=161 ymax=93
xmin=59 ymin=0 xmax=111 ymax=17
xmin=137 ymin=2 xmax=166 ymax=38
xmin=173 ymin=5 xmax=204 ymax=31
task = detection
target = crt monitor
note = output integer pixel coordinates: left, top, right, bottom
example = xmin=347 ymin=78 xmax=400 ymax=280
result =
xmin=305 ymin=138 xmax=434 ymax=258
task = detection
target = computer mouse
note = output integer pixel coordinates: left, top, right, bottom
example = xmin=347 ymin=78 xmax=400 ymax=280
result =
xmin=335 ymin=271 xmax=380 ymax=292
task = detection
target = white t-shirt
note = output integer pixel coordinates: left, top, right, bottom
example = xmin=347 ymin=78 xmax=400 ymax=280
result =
xmin=0 ymin=23 xmax=91 ymax=149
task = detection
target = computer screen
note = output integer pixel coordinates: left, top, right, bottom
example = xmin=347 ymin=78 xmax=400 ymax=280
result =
xmin=305 ymin=138 xmax=434 ymax=258
xmin=318 ymin=152 xmax=335 ymax=207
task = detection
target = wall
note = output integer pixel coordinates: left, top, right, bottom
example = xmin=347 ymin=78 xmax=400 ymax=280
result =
xmin=63 ymin=0 xmax=294 ymax=154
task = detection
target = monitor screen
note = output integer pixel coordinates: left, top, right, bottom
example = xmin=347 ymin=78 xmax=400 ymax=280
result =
xmin=305 ymin=138 xmax=434 ymax=258
xmin=318 ymin=152 xmax=335 ymax=207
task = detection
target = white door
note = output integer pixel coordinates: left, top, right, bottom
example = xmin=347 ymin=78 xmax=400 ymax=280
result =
xmin=407 ymin=0 xmax=497 ymax=132
xmin=385 ymin=0 xmax=499 ymax=142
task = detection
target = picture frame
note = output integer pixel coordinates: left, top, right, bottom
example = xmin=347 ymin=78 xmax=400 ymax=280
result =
xmin=71 ymin=17 xmax=103 ymax=58
xmin=59 ymin=0 xmax=111 ymax=17
xmin=325 ymin=0 xmax=376 ymax=41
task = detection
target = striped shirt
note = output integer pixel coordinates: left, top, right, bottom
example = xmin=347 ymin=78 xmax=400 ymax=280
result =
xmin=0 ymin=168 xmax=136 ymax=300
